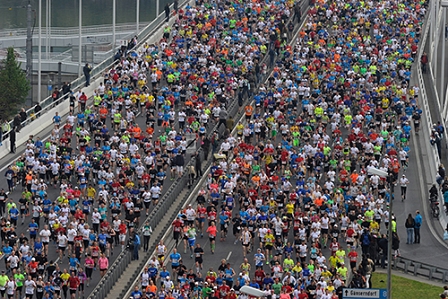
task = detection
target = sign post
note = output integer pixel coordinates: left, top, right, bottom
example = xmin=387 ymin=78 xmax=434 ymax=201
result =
xmin=342 ymin=288 xmax=388 ymax=299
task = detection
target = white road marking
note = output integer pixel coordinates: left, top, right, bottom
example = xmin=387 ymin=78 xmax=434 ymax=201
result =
xmin=226 ymin=251 xmax=232 ymax=261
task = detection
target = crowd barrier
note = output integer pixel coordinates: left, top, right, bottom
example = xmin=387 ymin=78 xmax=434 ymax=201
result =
xmin=392 ymin=256 xmax=448 ymax=283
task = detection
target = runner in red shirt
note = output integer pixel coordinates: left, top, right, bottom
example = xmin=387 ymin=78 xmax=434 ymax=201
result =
xmin=172 ymin=218 xmax=184 ymax=247
xmin=196 ymin=204 xmax=207 ymax=237
xmin=68 ymin=271 xmax=80 ymax=299
xmin=347 ymin=247 xmax=358 ymax=270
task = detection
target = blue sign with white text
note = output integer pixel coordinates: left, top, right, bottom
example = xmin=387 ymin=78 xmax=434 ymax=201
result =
xmin=342 ymin=288 xmax=388 ymax=299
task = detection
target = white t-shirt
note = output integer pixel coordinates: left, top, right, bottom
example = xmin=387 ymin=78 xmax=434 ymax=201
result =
xmin=67 ymin=228 xmax=77 ymax=242
xmin=6 ymin=281 xmax=15 ymax=295
xmin=7 ymin=255 xmax=19 ymax=268
xmin=58 ymin=235 xmax=68 ymax=247
xmin=24 ymin=279 xmax=36 ymax=294
xmin=39 ymin=229 xmax=51 ymax=243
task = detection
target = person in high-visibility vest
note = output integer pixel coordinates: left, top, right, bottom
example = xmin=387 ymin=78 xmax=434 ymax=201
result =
xmin=113 ymin=112 xmax=122 ymax=130
xmin=93 ymin=93 xmax=102 ymax=112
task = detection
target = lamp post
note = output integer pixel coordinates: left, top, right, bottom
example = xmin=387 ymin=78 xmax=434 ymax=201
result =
xmin=113 ymin=0 xmax=116 ymax=52
xmin=45 ymin=0 xmax=51 ymax=59
xmin=78 ymin=0 xmax=82 ymax=76
xmin=367 ymin=167 xmax=392 ymax=299
xmin=440 ymin=1 xmax=448 ymax=110
xmin=26 ymin=1 xmax=33 ymax=105
xmin=136 ymin=0 xmax=140 ymax=35
xmin=38 ymin=0 xmax=42 ymax=103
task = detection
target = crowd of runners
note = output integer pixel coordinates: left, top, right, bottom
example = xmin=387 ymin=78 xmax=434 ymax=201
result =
xmin=129 ymin=0 xmax=432 ymax=298
xmin=0 ymin=0 xmax=431 ymax=297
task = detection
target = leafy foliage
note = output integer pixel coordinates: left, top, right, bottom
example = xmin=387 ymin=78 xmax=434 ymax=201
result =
xmin=0 ymin=47 xmax=30 ymax=119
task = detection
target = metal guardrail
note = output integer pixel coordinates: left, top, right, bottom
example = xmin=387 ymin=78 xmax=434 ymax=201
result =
xmin=393 ymin=256 xmax=448 ymax=283
xmin=413 ymin=2 xmax=448 ymax=231
xmin=0 ymin=22 xmax=149 ymax=38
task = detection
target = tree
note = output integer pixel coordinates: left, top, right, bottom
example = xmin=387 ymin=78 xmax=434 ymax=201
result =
xmin=0 ymin=47 xmax=30 ymax=119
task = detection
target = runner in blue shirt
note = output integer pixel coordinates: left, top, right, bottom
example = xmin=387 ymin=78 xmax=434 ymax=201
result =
xmin=130 ymin=287 xmax=143 ymax=299
xmin=169 ymin=249 xmax=182 ymax=270
xmin=29 ymin=220 xmax=38 ymax=241
xmin=8 ymin=207 xmax=19 ymax=226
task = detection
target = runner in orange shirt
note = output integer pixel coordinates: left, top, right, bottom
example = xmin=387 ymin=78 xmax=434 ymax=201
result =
xmin=206 ymin=221 xmax=217 ymax=254
xmin=244 ymin=105 xmax=253 ymax=121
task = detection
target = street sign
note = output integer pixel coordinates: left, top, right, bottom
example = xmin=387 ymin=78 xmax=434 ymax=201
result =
xmin=343 ymin=288 xmax=388 ymax=299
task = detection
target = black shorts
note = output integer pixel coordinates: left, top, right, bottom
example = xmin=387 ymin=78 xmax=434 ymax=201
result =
xmin=321 ymin=229 xmax=328 ymax=235
xmin=70 ymin=289 xmax=77 ymax=294
xmin=59 ymin=246 xmax=66 ymax=252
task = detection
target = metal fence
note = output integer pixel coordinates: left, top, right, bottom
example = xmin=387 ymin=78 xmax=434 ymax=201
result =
xmin=0 ymin=22 xmax=148 ymax=38
xmin=392 ymin=256 xmax=448 ymax=283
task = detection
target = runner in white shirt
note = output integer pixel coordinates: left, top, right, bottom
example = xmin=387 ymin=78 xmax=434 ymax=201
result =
xmin=24 ymin=276 xmax=36 ymax=298
xmin=185 ymin=205 xmax=196 ymax=226
xmin=6 ymin=280 xmax=15 ymax=298
xmin=67 ymin=226 xmax=77 ymax=256
xmin=39 ymin=225 xmax=51 ymax=255
xmin=91 ymin=210 xmax=101 ymax=234
xmin=150 ymin=185 xmax=161 ymax=204
xmin=7 ymin=254 xmax=19 ymax=271
xmin=57 ymin=232 xmax=68 ymax=260
xmin=400 ymin=174 xmax=410 ymax=201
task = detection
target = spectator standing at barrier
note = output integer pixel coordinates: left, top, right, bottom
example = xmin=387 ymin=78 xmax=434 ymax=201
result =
xmin=34 ymin=103 xmax=42 ymax=118
xmin=405 ymin=214 xmax=415 ymax=244
xmin=173 ymin=0 xmax=178 ymax=15
xmin=414 ymin=211 xmax=422 ymax=244
xmin=19 ymin=108 xmax=27 ymax=124
xmin=83 ymin=63 xmax=92 ymax=87
xmin=1 ymin=119 xmax=10 ymax=144
xmin=165 ymin=4 xmax=170 ymax=22
xmin=61 ymin=82 xmax=71 ymax=99
xmin=9 ymin=128 xmax=15 ymax=154
xmin=12 ymin=114 xmax=21 ymax=133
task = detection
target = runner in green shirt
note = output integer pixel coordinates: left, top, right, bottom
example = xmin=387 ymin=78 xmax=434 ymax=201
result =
xmin=14 ymin=270 xmax=25 ymax=297
xmin=113 ymin=112 xmax=122 ymax=130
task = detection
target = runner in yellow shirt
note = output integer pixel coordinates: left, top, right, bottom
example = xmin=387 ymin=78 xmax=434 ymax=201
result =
xmin=264 ymin=230 xmax=275 ymax=264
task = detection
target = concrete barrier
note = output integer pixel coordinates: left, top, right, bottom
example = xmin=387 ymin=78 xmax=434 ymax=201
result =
xmin=0 ymin=77 xmax=102 ymax=159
